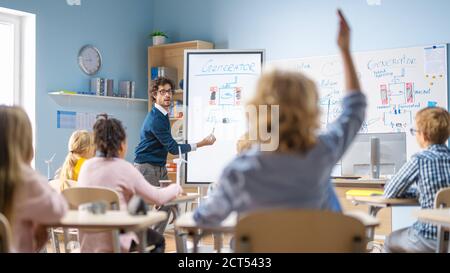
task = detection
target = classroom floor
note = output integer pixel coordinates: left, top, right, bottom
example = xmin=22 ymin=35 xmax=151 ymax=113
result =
xmin=45 ymin=229 xmax=233 ymax=253
xmin=46 ymin=232 xmax=383 ymax=253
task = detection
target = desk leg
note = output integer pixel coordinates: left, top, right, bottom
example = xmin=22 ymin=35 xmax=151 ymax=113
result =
xmin=213 ymin=232 xmax=223 ymax=253
xmin=63 ymin=228 xmax=70 ymax=253
xmin=172 ymin=205 xmax=188 ymax=253
xmin=112 ymin=230 xmax=121 ymax=253
xmin=191 ymin=232 xmax=203 ymax=253
xmin=366 ymin=206 xmax=382 ymax=251
xmin=436 ymin=226 xmax=450 ymax=253
xmin=50 ymin=228 xmax=60 ymax=253
xmin=138 ymin=229 xmax=147 ymax=253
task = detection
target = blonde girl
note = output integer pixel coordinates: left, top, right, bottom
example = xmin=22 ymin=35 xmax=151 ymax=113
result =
xmin=59 ymin=130 xmax=95 ymax=191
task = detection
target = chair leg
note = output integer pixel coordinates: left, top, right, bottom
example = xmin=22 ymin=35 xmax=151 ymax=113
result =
xmin=50 ymin=228 xmax=60 ymax=253
xmin=63 ymin=228 xmax=70 ymax=253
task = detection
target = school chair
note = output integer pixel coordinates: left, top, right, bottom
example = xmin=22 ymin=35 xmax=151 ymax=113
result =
xmin=435 ymin=187 xmax=450 ymax=209
xmin=62 ymin=186 xmax=120 ymax=210
xmin=0 ymin=213 xmax=12 ymax=253
xmin=47 ymin=179 xmax=78 ymax=253
xmin=59 ymin=186 xmax=121 ymax=253
xmin=235 ymin=209 xmax=367 ymax=253
xmin=434 ymin=187 xmax=450 ymax=253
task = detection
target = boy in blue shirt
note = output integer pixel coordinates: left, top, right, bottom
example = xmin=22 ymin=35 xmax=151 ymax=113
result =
xmin=384 ymin=107 xmax=450 ymax=253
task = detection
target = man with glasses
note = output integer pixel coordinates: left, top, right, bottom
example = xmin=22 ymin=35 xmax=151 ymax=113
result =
xmin=134 ymin=77 xmax=216 ymax=235
xmin=134 ymin=77 xmax=216 ymax=187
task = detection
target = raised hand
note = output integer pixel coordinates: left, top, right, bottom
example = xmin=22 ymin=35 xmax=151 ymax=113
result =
xmin=337 ymin=9 xmax=351 ymax=52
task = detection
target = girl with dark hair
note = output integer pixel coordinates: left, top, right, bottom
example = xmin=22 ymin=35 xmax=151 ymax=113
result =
xmin=77 ymin=114 xmax=182 ymax=253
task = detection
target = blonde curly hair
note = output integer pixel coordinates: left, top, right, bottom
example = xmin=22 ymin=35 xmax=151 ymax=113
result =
xmin=246 ymin=69 xmax=320 ymax=153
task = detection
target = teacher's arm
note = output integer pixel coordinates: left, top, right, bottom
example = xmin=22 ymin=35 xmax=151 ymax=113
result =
xmin=152 ymin=119 xmax=191 ymax=155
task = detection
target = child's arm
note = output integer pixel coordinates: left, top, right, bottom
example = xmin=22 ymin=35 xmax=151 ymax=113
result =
xmin=337 ymin=9 xmax=361 ymax=94
xmin=132 ymin=166 xmax=182 ymax=206
xmin=18 ymin=168 xmax=68 ymax=224
xmin=151 ymin=119 xmax=192 ymax=155
xmin=384 ymin=157 xmax=419 ymax=198
xmin=320 ymin=10 xmax=366 ymax=162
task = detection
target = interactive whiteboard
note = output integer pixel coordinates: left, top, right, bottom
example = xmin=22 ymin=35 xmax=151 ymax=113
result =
xmin=184 ymin=50 xmax=264 ymax=185
xmin=269 ymin=44 xmax=448 ymax=158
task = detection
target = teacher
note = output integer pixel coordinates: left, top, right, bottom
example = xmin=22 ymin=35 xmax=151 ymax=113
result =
xmin=134 ymin=77 xmax=216 ymax=186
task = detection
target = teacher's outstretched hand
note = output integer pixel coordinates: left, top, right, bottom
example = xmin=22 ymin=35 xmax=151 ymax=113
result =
xmin=197 ymin=134 xmax=216 ymax=148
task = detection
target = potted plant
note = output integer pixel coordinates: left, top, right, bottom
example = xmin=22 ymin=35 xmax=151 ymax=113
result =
xmin=150 ymin=30 xmax=168 ymax=45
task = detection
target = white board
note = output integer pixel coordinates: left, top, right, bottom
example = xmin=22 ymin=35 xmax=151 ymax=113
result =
xmin=184 ymin=50 xmax=264 ymax=185
xmin=269 ymin=44 xmax=448 ymax=159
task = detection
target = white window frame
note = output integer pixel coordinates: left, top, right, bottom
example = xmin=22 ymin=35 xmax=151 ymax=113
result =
xmin=0 ymin=12 xmax=21 ymax=105
xmin=0 ymin=7 xmax=36 ymax=167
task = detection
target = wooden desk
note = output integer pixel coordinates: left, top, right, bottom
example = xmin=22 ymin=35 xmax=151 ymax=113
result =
xmin=47 ymin=210 xmax=167 ymax=253
xmin=346 ymin=195 xmax=419 ymax=242
xmin=334 ymin=178 xmax=391 ymax=239
xmin=333 ymin=178 xmax=387 ymax=188
xmin=414 ymin=209 xmax=450 ymax=253
xmin=175 ymin=211 xmax=379 ymax=253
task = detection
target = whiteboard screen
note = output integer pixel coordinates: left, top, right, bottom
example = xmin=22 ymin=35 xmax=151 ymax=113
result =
xmin=184 ymin=50 xmax=264 ymax=185
xmin=269 ymin=44 xmax=448 ymax=158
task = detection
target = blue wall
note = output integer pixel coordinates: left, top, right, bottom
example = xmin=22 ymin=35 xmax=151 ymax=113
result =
xmin=153 ymin=0 xmax=450 ymax=135
xmin=153 ymin=0 xmax=450 ymax=59
xmin=0 ymin=0 xmax=154 ymax=174
xmin=1 ymin=0 xmax=449 ymax=175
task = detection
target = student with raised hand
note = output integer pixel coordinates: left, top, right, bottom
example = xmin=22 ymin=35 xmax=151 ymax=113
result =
xmin=77 ymin=114 xmax=183 ymax=253
xmin=57 ymin=130 xmax=95 ymax=191
xmin=193 ymin=10 xmax=365 ymax=226
xmin=383 ymin=107 xmax=450 ymax=253
xmin=0 ymin=105 xmax=68 ymax=253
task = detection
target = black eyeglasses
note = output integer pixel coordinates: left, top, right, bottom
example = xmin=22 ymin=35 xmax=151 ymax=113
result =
xmin=157 ymin=89 xmax=173 ymax=96
xmin=410 ymin=128 xmax=420 ymax=136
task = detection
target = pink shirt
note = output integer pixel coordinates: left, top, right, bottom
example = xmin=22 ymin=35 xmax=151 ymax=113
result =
xmin=77 ymin=157 xmax=181 ymax=253
xmin=12 ymin=165 xmax=68 ymax=253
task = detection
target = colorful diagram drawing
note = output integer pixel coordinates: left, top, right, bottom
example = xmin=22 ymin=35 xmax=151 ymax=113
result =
xmin=207 ymin=77 xmax=243 ymax=125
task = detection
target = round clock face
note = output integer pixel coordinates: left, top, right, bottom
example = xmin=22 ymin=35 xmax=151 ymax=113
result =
xmin=78 ymin=45 xmax=102 ymax=75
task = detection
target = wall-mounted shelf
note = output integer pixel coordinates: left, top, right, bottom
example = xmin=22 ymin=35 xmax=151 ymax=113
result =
xmin=48 ymin=91 xmax=148 ymax=103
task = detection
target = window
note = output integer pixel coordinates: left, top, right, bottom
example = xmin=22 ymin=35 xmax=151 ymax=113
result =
xmin=0 ymin=7 xmax=36 ymax=167
xmin=0 ymin=12 xmax=20 ymax=105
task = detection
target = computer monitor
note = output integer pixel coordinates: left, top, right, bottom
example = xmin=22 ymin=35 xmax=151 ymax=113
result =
xmin=341 ymin=132 xmax=407 ymax=177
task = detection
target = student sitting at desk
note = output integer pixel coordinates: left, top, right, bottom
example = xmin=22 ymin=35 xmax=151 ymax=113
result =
xmin=56 ymin=130 xmax=95 ymax=191
xmin=194 ymin=10 xmax=364 ymax=226
xmin=77 ymin=114 xmax=183 ymax=253
xmin=383 ymin=107 xmax=450 ymax=253
xmin=0 ymin=106 xmax=68 ymax=253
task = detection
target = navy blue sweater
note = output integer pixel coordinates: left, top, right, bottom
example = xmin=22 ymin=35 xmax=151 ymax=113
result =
xmin=134 ymin=107 xmax=191 ymax=166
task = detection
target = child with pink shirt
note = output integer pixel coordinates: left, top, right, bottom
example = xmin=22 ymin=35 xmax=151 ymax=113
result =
xmin=0 ymin=105 xmax=68 ymax=253
xmin=77 ymin=114 xmax=182 ymax=253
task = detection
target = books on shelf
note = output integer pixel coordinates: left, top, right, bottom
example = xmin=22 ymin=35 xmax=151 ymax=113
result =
xmin=169 ymin=100 xmax=183 ymax=118
xmin=91 ymin=78 xmax=114 ymax=96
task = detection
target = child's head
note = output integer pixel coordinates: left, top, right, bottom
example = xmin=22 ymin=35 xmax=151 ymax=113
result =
xmin=0 ymin=105 xmax=34 ymax=219
xmin=247 ymin=69 xmax=320 ymax=153
xmin=415 ymin=107 xmax=450 ymax=148
xmin=68 ymin=130 xmax=95 ymax=158
xmin=93 ymin=114 xmax=127 ymax=158
xmin=60 ymin=130 xmax=94 ymax=181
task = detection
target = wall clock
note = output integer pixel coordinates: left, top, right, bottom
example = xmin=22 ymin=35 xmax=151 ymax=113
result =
xmin=78 ymin=45 xmax=102 ymax=75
